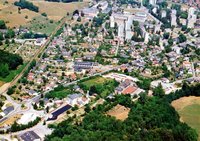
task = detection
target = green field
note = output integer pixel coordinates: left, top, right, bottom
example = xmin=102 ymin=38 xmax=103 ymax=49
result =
xmin=80 ymin=77 xmax=108 ymax=88
xmin=24 ymin=16 xmax=59 ymax=36
xmin=78 ymin=76 xmax=118 ymax=98
xmin=45 ymin=85 xmax=74 ymax=99
xmin=178 ymin=104 xmax=200 ymax=141
xmin=0 ymin=63 xmax=27 ymax=83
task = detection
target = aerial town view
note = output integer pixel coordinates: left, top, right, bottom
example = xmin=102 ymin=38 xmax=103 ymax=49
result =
xmin=0 ymin=0 xmax=200 ymax=140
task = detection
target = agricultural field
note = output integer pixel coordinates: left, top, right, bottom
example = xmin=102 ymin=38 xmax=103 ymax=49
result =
xmin=0 ymin=0 xmax=89 ymax=28
xmin=172 ymin=96 xmax=200 ymax=141
xmin=24 ymin=16 xmax=59 ymax=35
xmin=0 ymin=0 xmax=40 ymax=28
xmin=30 ymin=0 xmax=89 ymax=21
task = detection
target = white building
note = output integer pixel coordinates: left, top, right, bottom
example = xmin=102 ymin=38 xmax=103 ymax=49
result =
xmin=149 ymin=0 xmax=157 ymax=5
xmin=171 ymin=10 xmax=177 ymax=27
xmin=161 ymin=10 xmax=167 ymax=18
xmin=17 ymin=113 xmax=38 ymax=125
xmin=110 ymin=12 xmax=147 ymax=41
xmin=187 ymin=7 xmax=197 ymax=28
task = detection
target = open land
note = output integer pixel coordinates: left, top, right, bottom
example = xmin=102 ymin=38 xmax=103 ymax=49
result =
xmin=172 ymin=96 xmax=200 ymax=140
xmin=106 ymin=104 xmax=130 ymax=121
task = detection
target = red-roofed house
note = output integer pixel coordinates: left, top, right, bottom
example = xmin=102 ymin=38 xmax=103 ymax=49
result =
xmin=122 ymin=86 xmax=138 ymax=95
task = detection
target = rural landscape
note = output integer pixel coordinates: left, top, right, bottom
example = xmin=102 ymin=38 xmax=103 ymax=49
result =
xmin=0 ymin=0 xmax=200 ymax=141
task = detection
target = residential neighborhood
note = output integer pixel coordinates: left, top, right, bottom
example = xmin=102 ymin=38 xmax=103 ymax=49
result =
xmin=0 ymin=0 xmax=200 ymax=140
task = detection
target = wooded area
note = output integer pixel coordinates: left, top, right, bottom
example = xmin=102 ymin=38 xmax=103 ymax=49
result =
xmin=45 ymin=83 xmax=199 ymax=141
xmin=0 ymin=50 xmax=23 ymax=78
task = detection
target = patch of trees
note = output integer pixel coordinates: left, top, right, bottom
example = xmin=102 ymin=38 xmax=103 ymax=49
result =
xmin=7 ymin=86 xmax=16 ymax=95
xmin=117 ymin=0 xmax=139 ymax=5
xmin=178 ymin=33 xmax=187 ymax=43
xmin=10 ymin=117 xmax=41 ymax=132
xmin=14 ymin=0 xmax=39 ymax=12
xmin=45 ymin=0 xmax=78 ymax=2
xmin=0 ymin=50 xmax=23 ymax=78
xmin=0 ymin=20 xmax=6 ymax=29
xmin=4 ymin=29 xmax=15 ymax=39
xmin=165 ymin=82 xmax=200 ymax=103
xmin=45 ymin=83 xmax=198 ymax=141
xmin=21 ymin=32 xmax=47 ymax=39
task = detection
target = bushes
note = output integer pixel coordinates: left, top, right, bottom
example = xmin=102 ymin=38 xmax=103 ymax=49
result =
xmin=0 ymin=20 xmax=6 ymax=29
xmin=10 ymin=117 xmax=41 ymax=132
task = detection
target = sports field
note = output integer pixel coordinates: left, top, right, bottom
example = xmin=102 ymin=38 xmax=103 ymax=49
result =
xmin=172 ymin=96 xmax=200 ymax=140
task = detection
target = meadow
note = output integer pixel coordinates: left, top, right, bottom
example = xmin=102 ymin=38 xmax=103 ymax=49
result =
xmin=172 ymin=96 xmax=200 ymax=141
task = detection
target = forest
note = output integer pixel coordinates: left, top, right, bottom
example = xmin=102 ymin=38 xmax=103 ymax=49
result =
xmin=0 ymin=50 xmax=23 ymax=78
xmin=14 ymin=0 xmax=39 ymax=12
xmin=45 ymin=83 xmax=199 ymax=141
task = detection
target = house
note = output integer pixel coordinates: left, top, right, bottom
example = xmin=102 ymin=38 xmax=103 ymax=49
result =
xmin=27 ymin=90 xmax=38 ymax=96
xmin=3 ymin=106 xmax=14 ymax=116
xmin=122 ymin=85 xmax=138 ymax=95
xmin=19 ymin=131 xmax=41 ymax=141
xmin=66 ymin=94 xmax=82 ymax=106
xmin=48 ymin=104 xmax=71 ymax=120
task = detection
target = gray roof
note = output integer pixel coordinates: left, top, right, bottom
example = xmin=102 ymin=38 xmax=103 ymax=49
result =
xmin=68 ymin=94 xmax=82 ymax=100
xmin=3 ymin=106 xmax=14 ymax=115
xmin=20 ymin=131 xmax=40 ymax=141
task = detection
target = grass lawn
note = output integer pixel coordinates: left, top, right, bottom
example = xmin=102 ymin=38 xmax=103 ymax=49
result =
xmin=24 ymin=16 xmax=59 ymax=36
xmin=172 ymin=96 xmax=200 ymax=141
xmin=79 ymin=76 xmax=118 ymax=98
xmin=45 ymin=85 xmax=74 ymax=99
xmin=0 ymin=63 xmax=27 ymax=83
xmin=81 ymin=77 xmax=108 ymax=88
xmin=178 ymin=104 xmax=200 ymax=140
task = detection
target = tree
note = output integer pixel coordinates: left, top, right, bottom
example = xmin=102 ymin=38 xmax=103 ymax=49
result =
xmin=163 ymin=32 xmax=170 ymax=39
xmin=0 ymin=20 xmax=6 ymax=29
xmin=84 ymin=104 xmax=91 ymax=113
xmin=41 ymin=12 xmax=47 ymax=17
xmin=178 ymin=33 xmax=187 ymax=43
xmin=0 ymin=64 xmax=9 ymax=78
xmin=77 ymin=17 xmax=81 ymax=22
xmin=33 ymin=103 xmax=38 ymax=109
xmin=0 ymin=32 xmax=4 ymax=41
xmin=7 ymin=87 xmax=15 ymax=95
xmin=5 ymin=29 xmax=15 ymax=39
xmin=46 ymin=106 xmax=49 ymax=113
xmin=153 ymin=83 xmax=165 ymax=97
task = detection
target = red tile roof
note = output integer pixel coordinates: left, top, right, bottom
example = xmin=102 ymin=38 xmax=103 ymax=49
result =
xmin=122 ymin=86 xmax=137 ymax=95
